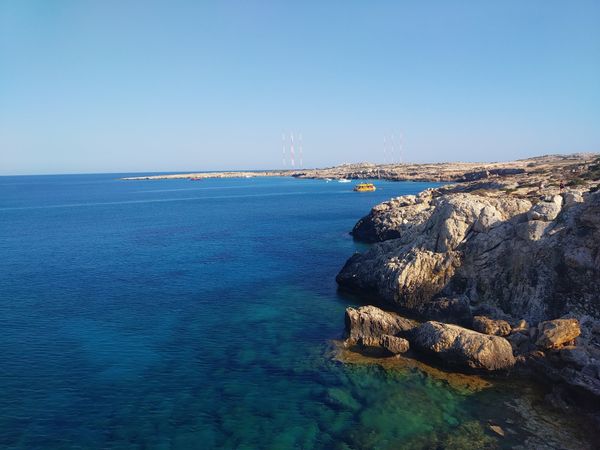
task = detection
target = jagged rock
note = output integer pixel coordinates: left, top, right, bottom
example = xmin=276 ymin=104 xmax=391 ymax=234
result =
xmin=338 ymin=193 xmax=534 ymax=317
xmin=339 ymin=191 xmax=600 ymax=324
xmin=412 ymin=321 xmax=516 ymax=370
xmin=527 ymin=195 xmax=563 ymax=221
xmin=472 ymin=316 xmax=511 ymax=336
xmin=338 ymin=188 xmax=600 ymax=397
xmin=380 ymin=334 xmax=410 ymax=354
xmin=351 ymin=192 xmax=434 ymax=243
xmin=536 ymin=319 xmax=581 ymax=349
xmin=344 ymin=305 xmax=417 ymax=344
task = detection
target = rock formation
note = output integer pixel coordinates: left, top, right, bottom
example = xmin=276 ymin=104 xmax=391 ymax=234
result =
xmin=337 ymin=161 xmax=600 ymax=403
xmin=412 ymin=321 xmax=515 ymax=370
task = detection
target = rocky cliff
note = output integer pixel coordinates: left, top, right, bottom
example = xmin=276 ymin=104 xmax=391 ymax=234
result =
xmin=337 ymin=159 xmax=600 ymax=409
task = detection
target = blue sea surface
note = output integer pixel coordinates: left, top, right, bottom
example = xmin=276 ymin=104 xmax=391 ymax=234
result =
xmin=0 ymin=175 xmax=591 ymax=449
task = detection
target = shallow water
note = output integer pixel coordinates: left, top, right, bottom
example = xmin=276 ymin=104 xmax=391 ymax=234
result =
xmin=0 ymin=175 xmax=592 ymax=449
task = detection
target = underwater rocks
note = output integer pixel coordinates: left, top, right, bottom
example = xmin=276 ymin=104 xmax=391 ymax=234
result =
xmin=412 ymin=321 xmax=515 ymax=371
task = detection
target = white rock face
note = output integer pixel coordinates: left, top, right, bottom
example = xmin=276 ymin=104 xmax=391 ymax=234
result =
xmin=338 ymin=193 xmax=533 ymax=316
xmin=527 ymin=195 xmax=563 ymax=221
xmin=338 ymin=189 xmax=600 ymax=398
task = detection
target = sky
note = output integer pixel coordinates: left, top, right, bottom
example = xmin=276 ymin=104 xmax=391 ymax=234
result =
xmin=1 ymin=1 xmax=599 ymax=175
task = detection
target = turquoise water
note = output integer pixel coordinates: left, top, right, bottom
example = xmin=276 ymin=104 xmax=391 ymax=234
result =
xmin=0 ymin=175 xmax=590 ymax=449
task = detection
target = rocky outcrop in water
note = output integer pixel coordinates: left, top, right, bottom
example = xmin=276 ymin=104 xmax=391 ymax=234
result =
xmin=412 ymin=321 xmax=516 ymax=370
xmin=344 ymin=305 xmax=417 ymax=346
xmin=337 ymin=172 xmax=600 ymax=401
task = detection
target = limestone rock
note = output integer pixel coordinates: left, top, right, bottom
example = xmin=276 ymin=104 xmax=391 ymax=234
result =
xmin=351 ymin=192 xmax=434 ymax=243
xmin=472 ymin=316 xmax=511 ymax=336
xmin=536 ymin=319 xmax=581 ymax=349
xmin=563 ymin=191 xmax=584 ymax=207
xmin=338 ymin=188 xmax=600 ymax=397
xmin=515 ymin=220 xmax=550 ymax=241
xmin=412 ymin=321 xmax=516 ymax=371
xmin=344 ymin=305 xmax=417 ymax=344
xmin=527 ymin=195 xmax=563 ymax=221
xmin=380 ymin=334 xmax=410 ymax=354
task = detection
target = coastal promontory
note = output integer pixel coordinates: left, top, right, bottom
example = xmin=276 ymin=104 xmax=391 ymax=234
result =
xmin=336 ymin=153 xmax=600 ymax=417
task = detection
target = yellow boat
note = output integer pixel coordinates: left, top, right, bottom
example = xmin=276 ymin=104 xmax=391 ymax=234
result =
xmin=353 ymin=182 xmax=376 ymax=192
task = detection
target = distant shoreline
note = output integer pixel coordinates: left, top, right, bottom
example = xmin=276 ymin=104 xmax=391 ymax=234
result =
xmin=122 ymin=153 xmax=599 ymax=183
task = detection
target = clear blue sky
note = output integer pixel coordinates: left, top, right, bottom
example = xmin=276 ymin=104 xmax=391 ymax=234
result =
xmin=1 ymin=1 xmax=599 ymax=175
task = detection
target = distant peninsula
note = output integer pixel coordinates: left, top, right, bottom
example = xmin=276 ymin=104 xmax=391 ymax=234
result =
xmin=123 ymin=153 xmax=598 ymax=185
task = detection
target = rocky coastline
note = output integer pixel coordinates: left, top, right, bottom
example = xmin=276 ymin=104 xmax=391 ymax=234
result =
xmin=122 ymin=153 xmax=596 ymax=182
xmin=335 ymin=153 xmax=600 ymax=426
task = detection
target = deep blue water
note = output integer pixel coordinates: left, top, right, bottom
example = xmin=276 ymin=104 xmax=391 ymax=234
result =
xmin=0 ymin=175 xmax=591 ymax=449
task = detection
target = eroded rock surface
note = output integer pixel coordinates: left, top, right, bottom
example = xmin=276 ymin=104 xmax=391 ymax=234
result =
xmin=380 ymin=334 xmax=410 ymax=354
xmin=344 ymin=305 xmax=417 ymax=345
xmin=337 ymin=174 xmax=600 ymax=400
xmin=412 ymin=321 xmax=516 ymax=370
xmin=536 ymin=319 xmax=581 ymax=349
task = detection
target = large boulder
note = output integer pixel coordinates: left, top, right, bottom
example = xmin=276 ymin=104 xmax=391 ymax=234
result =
xmin=344 ymin=305 xmax=417 ymax=344
xmin=412 ymin=321 xmax=516 ymax=370
xmin=536 ymin=319 xmax=581 ymax=349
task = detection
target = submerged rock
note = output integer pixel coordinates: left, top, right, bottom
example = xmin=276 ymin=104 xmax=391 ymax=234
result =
xmin=536 ymin=319 xmax=581 ymax=349
xmin=412 ymin=321 xmax=516 ymax=371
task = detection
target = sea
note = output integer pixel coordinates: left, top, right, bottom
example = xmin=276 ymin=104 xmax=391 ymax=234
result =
xmin=0 ymin=174 xmax=593 ymax=449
